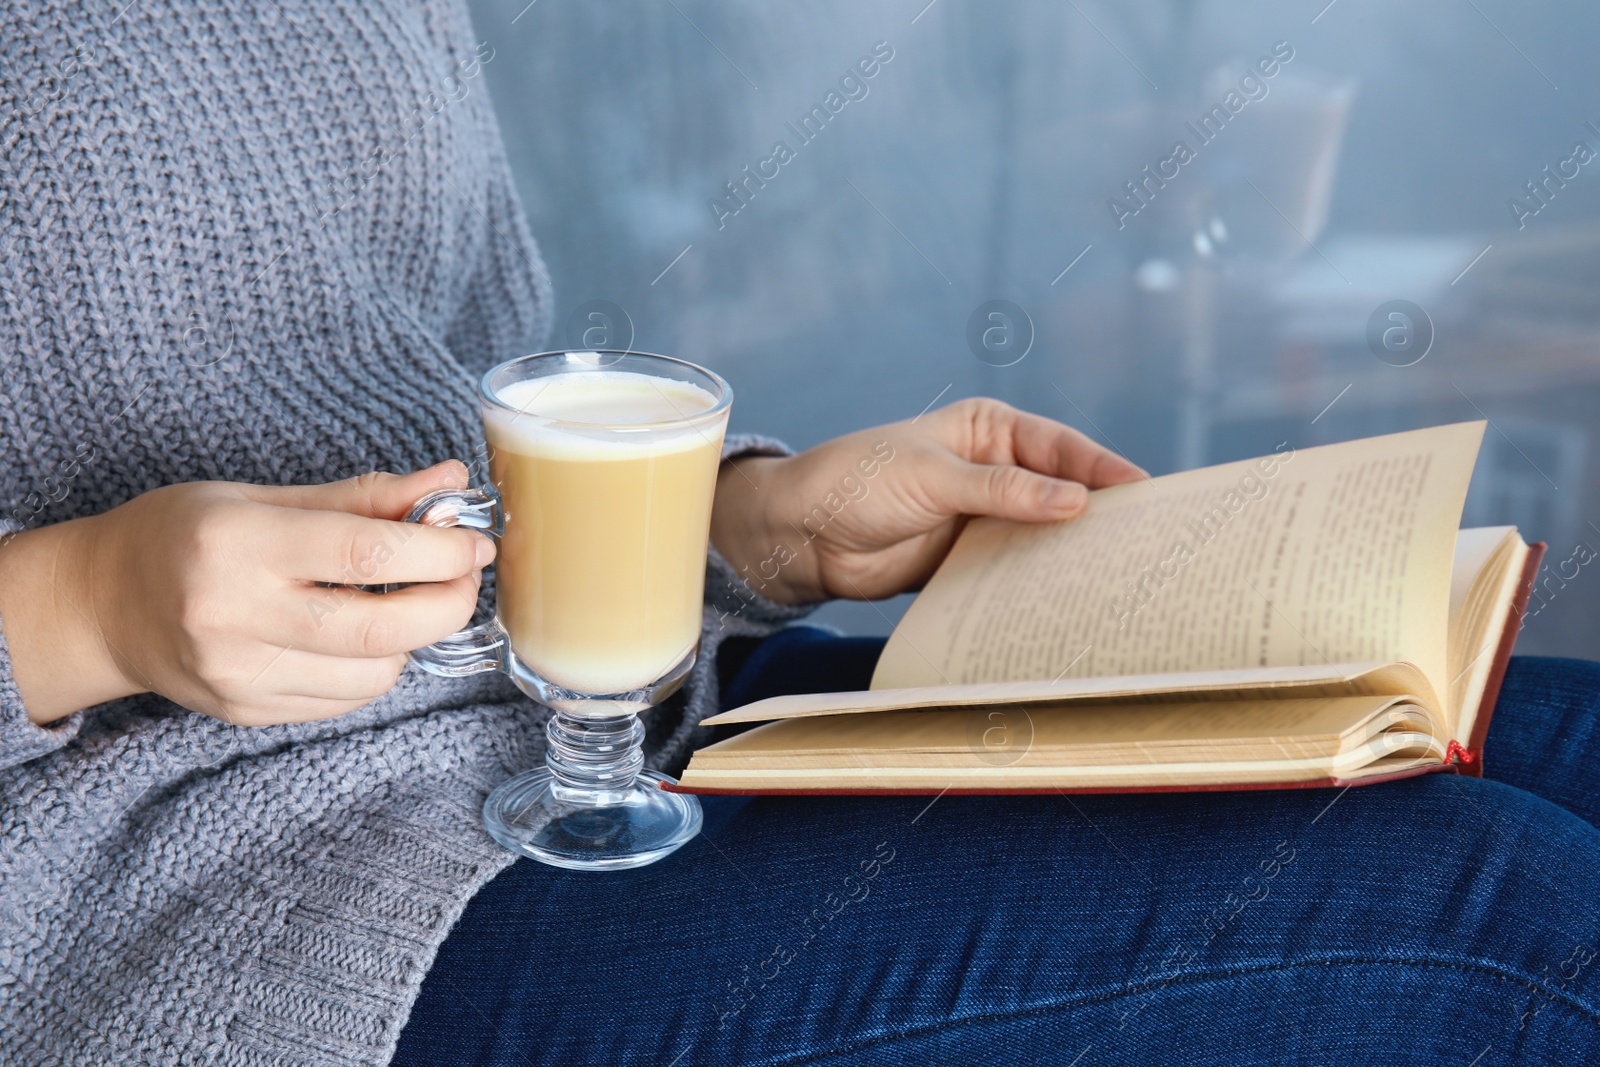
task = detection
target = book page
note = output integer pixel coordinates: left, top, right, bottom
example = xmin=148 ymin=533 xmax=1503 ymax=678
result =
xmin=1449 ymin=532 xmax=1528 ymax=743
xmin=700 ymin=695 xmax=1417 ymax=760
xmin=1449 ymin=527 xmax=1516 ymax=627
xmin=705 ymin=660 xmax=1431 ymax=725
xmin=871 ymin=423 xmax=1485 ymax=715
xmin=682 ymin=695 xmax=1443 ymax=791
xmin=1447 ymin=527 xmax=1517 ymax=714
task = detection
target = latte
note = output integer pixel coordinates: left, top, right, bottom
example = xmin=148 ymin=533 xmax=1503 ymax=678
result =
xmin=483 ymin=371 xmax=727 ymax=696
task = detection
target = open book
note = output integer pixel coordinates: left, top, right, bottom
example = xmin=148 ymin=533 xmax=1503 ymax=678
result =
xmin=674 ymin=423 xmax=1544 ymax=795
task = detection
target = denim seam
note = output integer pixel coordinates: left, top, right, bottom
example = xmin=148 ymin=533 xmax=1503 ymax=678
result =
xmin=737 ymin=954 xmax=1600 ymax=1067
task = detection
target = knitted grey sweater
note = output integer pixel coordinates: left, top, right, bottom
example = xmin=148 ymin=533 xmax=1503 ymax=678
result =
xmin=0 ymin=4 xmax=805 ymax=1064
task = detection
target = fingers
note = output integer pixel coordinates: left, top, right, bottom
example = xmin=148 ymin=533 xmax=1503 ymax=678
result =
xmin=261 ymin=650 xmax=410 ymax=703
xmin=939 ymin=398 xmax=1148 ymax=490
xmin=219 ymin=653 xmax=409 ymax=725
xmin=243 ymin=463 xmax=494 ymax=584
xmin=212 ymin=575 xmax=478 ymax=725
xmin=216 ymin=695 xmax=389 ymax=728
xmin=257 ymin=507 xmax=494 ymax=585
xmin=1007 ymin=407 xmax=1148 ymax=488
xmin=937 ymin=458 xmax=1090 ymax=524
xmin=243 ymin=461 xmax=470 ymax=520
xmin=281 ymin=575 xmax=481 ymax=658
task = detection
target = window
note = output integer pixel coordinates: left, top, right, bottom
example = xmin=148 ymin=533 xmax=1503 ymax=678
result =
xmin=476 ymin=0 xmax=1599 ymax=652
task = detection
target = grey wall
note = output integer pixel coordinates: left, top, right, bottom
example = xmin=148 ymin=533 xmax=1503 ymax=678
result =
xmin=468 ymin=0 xmax=1600 ymax=654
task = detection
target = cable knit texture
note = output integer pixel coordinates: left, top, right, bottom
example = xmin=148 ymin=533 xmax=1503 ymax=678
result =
xmin=0 ymin=4 xmax=809 ymax=1064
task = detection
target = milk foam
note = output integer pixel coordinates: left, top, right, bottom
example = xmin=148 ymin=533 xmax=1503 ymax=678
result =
xmin=485 ymin=372 xmax=722 ymax=458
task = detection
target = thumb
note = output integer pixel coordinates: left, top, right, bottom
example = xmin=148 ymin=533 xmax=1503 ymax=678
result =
xmin=941 ymin=459 xmax=1089 ymax=523
xmin=243 ymin=461 xmax=471 ymax=519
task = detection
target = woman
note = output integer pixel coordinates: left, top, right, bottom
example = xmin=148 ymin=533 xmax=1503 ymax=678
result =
xmin=2 ymin=5 xmax=1596 ymax=1065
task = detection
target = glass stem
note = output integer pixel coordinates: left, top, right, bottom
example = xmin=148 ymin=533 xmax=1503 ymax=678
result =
xmin=545 ymin=710 xmax=645 ymax=804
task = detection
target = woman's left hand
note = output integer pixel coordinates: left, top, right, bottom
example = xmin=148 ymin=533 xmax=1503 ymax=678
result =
xmin=709 ymin=398 xmax=1148 ymax=605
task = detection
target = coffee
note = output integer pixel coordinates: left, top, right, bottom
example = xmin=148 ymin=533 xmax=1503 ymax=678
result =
xmin=483 ymin=371 xmax=727 ymax=696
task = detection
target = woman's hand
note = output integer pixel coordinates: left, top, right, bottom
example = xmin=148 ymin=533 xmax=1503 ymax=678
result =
xmin=710 ymin=398 xmax=1147 ymax=605
xmin=0 ymin=463 xmax=492 ymax=726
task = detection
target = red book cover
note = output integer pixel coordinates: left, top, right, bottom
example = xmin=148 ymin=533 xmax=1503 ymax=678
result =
xmin=666 ymin=543 xmax=1547 ymax=798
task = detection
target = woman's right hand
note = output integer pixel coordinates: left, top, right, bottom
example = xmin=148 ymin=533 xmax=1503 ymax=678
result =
xmin=0 ymin=462 xmax=493 ymax=727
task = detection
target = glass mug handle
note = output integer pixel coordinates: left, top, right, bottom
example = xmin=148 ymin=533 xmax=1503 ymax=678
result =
xmin=401 ymin=486 xmax=508 ymax=678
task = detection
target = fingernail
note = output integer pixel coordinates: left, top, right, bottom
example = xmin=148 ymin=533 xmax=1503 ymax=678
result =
xmin=474 ymin=535 xmax=496 ymax=567
xmin=1042 ymin=481 xmax=1087 ymax=511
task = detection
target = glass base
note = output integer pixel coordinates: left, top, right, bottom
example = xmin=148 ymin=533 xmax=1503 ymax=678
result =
xmin=482 ymin=768 xmax=703 ymax=871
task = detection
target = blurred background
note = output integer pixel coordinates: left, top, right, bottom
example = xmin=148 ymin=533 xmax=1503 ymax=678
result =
xmin=467 ymin=0 xmax=1600 ymax=654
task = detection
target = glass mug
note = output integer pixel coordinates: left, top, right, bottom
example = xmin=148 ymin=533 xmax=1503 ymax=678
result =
xmin=405 ymin=350 xmax=730 ymax=870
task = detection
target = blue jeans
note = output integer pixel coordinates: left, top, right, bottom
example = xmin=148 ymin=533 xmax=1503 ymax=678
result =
xmin=394 ymin=630 xmax=1600 ymax=1065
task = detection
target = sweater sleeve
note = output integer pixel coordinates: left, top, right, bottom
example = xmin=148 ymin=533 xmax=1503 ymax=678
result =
xmin=0 ymin=530 xmax=82 ymax=770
